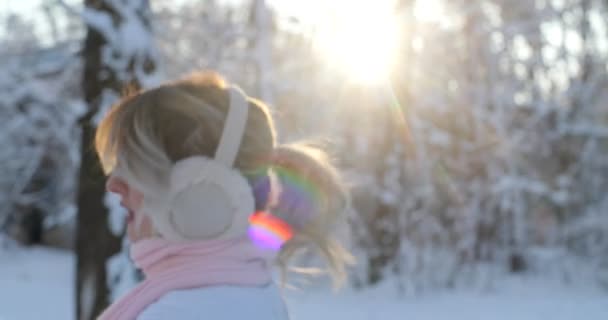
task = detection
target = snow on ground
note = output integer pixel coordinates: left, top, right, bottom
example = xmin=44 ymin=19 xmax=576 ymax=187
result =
xmin=0 ymin=246 xmax=74 ymax=320
xmin=1 ymin=246 xmax=607 ymax=320
xmin=287 ymin=278 xmax=608 ymax=320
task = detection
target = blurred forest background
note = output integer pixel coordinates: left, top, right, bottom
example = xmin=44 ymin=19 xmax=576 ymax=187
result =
xmin=1 ymin=0 xmax=608 ymax=319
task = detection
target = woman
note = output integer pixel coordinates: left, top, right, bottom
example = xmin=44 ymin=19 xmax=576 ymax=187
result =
xmin=95 ymin=71 xmax=352 ymax=319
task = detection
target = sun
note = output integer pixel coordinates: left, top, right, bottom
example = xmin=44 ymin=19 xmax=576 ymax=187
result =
xmin=413 ymin=0 xmax=445 ymax=23
xmin=313 ymin=1 xmax=401 ymax=85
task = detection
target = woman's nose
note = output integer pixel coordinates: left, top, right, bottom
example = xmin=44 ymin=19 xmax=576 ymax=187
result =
xmin=106 ymin=175 xmax=128 ymax=197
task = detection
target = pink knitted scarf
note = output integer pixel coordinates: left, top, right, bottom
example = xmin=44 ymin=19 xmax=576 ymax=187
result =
xmin=97 ymin=236 xmax=273 ymax=320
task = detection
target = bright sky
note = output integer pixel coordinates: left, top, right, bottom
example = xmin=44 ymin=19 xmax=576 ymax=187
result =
xmin=4 ymin=0 xmax=441 ymax=84
xmin=269 ymin=0 xmax=444 ymax=83
xmin=267 ymin=0 xmax=405 ymax=83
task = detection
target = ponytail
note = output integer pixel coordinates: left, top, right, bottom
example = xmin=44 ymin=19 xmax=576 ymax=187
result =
xmin=268 ymin=142 xmax=354 ymax=286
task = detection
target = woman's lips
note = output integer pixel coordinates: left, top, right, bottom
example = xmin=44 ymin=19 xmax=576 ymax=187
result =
xmin=126 ymin=210 xmax=135 ymax=224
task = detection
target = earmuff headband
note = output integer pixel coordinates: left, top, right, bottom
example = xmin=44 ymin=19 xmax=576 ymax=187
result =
xmin=214 ymin=86 xmax=249 ymax=167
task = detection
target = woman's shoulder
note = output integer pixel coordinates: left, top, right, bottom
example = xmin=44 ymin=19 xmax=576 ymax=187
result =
xmin=137 ymin=283 xmax=290 ymax=320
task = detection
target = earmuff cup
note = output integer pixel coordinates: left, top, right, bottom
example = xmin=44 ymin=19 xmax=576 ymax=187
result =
xmin=168 ymin=156 xmax=255 ymax=241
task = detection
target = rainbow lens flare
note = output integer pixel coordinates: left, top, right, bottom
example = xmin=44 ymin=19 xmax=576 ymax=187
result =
xmin=248 ymin=211 xmax=293 ymax=250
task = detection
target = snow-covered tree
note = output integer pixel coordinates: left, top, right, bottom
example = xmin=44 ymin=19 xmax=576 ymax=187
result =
xmin=0 ymin=13 xmax=82 ymax=247
xmin=326 ymin=0 xmax=608 ymax=290
xmin=154 ymin=0 xmax=276 ymax=100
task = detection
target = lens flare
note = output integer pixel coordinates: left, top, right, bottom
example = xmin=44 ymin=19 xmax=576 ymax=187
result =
xmin=247 ymin=163 xmax=326 ymax=250
xmin=248 ymin=211 xmax=293 ymax=250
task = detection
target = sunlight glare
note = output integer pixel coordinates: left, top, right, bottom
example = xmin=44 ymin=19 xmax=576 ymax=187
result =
xmin=315 ymin=1 xmax=400 ymax=85
xmin=413 ymin=0 xmax=444 ymax=23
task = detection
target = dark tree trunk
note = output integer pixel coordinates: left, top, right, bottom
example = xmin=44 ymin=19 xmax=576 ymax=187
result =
xmin=366 ymin=202 xmax=401 ymax=285
xmin=75 ymin=1 xmax=156 ymax=319
xmin=75 ymin=120 xmax=121 ymax=320
xmin=75 ymin=3 xmax=120 ymax=319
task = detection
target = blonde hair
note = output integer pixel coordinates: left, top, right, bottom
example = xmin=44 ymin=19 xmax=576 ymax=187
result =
xmin=95 ymin=71 xmax=353 ymax=285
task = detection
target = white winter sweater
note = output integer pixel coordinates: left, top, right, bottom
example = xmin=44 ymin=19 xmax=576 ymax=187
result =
xmin=137 ymin=283 xmax=290 ymax=320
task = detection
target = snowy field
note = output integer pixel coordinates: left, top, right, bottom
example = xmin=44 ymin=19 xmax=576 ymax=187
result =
xmin=1 ymin=246 xmax=607 ymax=320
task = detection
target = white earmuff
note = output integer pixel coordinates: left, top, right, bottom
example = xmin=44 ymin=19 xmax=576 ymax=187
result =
xmin=156 ymin=86 xmax=255 ymax=241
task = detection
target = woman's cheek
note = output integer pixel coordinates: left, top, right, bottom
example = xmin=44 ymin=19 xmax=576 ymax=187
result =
xmin=127 ymin=212 xmax=156 ymax=242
